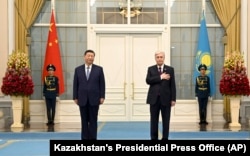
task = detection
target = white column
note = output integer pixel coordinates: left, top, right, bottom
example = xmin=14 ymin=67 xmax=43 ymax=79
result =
xmin=0 ymin=0 xmax=9 ymax=95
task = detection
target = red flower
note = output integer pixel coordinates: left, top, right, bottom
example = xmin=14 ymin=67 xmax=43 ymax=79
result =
xmin=219 ymin=51 xmax=250 ymax=96
xmin=1 ymin=68 xmax=34 ymax=96
xmin=1 ymin=50 xmax=34 ymax=96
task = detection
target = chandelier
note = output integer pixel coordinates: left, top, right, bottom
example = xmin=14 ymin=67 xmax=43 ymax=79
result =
xmin=119 ymin=0 xmax=142 ymax=18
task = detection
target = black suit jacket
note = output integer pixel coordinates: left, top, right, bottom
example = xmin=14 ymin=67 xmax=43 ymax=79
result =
xmin=73 ymin=64 xmax=105 ymax=106
xmin=146 ymin=64 xmax=176 ymax=105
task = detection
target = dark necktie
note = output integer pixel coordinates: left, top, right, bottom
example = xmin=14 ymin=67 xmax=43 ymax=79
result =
xmin=158 ymin=67 xmax=162 ymax=74
xmin=86 ymin=66 xmax=90 ymax=80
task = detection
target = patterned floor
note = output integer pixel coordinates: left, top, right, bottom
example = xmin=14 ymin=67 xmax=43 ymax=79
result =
xmin=0 ymin=122 xmax=249 ymax=156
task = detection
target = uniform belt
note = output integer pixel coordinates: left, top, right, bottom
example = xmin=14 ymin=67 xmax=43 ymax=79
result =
xmin=198 ymin=88 xmax=207 ymax=90
xmin=47 ymin=88 xmax=56 ymax=91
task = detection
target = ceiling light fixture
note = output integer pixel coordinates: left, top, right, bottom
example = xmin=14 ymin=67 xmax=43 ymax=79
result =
xmin=119 ymin=0 xmax=142 ymax=18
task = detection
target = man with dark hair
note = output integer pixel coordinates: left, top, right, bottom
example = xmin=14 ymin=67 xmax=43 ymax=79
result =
xmin=73 ymin=49 xmax=105 ymax=140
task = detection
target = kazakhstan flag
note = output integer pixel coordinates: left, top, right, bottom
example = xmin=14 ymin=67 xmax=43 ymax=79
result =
xmin=194 ymin=11 xmax=216 ymax=96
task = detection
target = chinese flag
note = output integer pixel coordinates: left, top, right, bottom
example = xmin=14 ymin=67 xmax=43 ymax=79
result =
xmin=42 ymin=10 xmax=65 ymax=95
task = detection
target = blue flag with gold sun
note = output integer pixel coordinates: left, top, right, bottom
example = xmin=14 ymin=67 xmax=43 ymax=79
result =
xmin=194 ymin=11 xmax=216 ymax=96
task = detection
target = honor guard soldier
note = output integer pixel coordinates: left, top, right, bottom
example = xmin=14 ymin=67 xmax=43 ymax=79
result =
xmin=195 ymin=64 xmax=210 ymax=125
xmin=43 ymin=64 xmax=59 ymax=126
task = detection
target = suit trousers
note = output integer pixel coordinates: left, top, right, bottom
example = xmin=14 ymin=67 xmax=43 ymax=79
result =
xmin=150 ymin=96 xmax=171 ymax=140
xmin=79 ymin=101 xmax=99 ymax=140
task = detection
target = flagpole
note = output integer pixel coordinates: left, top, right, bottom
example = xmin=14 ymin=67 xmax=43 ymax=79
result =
xmin=202 ymin=0 xmax=205 ymax=12
xmin=51 ymin=0 xmax=55 ymax=11
xmin=51 ymin=0 xmax=55 ymax=24
xmin=201 ymin=3 xmax=207 ymax=87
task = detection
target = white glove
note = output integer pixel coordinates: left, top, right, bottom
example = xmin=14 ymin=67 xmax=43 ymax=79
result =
xmin=56 ymin=96 xmax=59 ymax=101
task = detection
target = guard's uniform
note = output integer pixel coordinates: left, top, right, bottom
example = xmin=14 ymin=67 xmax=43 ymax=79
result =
xmin=195 ymin=64 xmax=210 ymax=125
xmin=43 ymin=64 xmax=59 ymax=125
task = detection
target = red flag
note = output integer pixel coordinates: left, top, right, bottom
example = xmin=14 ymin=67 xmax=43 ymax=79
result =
xmin=42 ymin=10 xmax=65 ymax=95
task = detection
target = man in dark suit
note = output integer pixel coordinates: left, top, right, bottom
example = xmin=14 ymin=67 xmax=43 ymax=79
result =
xmin=73 ymin=49 xmax=105 ymax=140
xmin=146 ymin=51 xmax=176 ymax=140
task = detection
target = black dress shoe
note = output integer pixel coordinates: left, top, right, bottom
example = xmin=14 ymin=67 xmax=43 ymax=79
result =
xmin=203 ymin=121 xmax=208 ymax=125
xmin=46 ymin=121 xmax=54 ymax=126
xmin=161 ymin=138 xmax=168 ymax=141
xmin=151 ymin=138 xmax=158 ymax=140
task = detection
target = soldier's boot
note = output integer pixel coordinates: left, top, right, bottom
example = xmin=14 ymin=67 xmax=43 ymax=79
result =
xmin=47 ymin=110 xmax=52 ymax=125
xmin=199 ymin=110 xmax=203 ymax=125
xmin=51 ymin=110 xmax=55 ymax=125
xmin=202 ymin=110 xmax=208 ymax=125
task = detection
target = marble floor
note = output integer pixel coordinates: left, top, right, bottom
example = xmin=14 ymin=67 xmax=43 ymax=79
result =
xmin=0 ymin=121 xmax=249 ymax=132
xmin=0 ymin=122 xmax=249 ymax=156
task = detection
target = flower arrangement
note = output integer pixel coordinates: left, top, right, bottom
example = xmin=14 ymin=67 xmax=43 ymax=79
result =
xmin=219 ymin=51 xmax=250 ymax=96
xmin=1 ymin=50 xmax=34 ymax=96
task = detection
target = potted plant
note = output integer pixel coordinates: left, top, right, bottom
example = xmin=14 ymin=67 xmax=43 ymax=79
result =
xmin=219 ymin=51 xmax=250 ymax=127
xmin=1 ymin=50 xmax=34 ymax=96
xmin=219 ymin=51 xmax=250 ymax=96
xmin=1 ymin=50 xmax=34 ymax=130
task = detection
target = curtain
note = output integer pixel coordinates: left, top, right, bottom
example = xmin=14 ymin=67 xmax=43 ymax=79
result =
xmin=14 ymin=0 xmax=46 ymax=52
xmin=14 ymin=0 xmax=46 ymax=124
xmin=211 ymin=0 xmax=241 ymax=122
